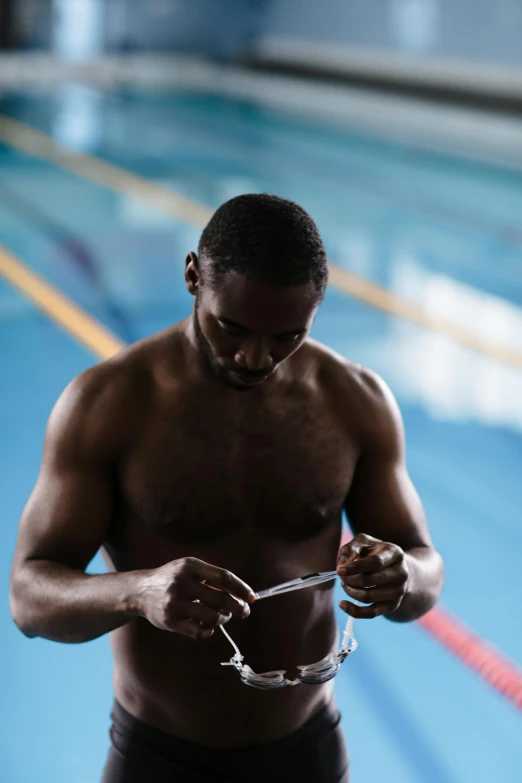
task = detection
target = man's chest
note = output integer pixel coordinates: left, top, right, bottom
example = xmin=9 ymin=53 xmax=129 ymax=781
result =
xmin=119 ymin=394 xmax=358 ymax=545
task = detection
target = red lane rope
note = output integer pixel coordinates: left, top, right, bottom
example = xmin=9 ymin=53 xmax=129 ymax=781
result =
xmin=339 ymin=531 xmax=522 ymax=711
xmin=418 ymin=608 xmax=522 ymax=711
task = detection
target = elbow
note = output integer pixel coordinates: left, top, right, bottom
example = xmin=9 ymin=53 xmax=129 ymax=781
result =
xmin=9 ymin=604 xmax=37 ymax=639
xmin=9 ymin=573 xmax=38 ymax=639
xmin=12 ymin=617 xmax=37 ymax=639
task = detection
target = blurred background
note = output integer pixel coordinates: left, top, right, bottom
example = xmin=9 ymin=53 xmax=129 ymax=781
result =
xmin=1 ymin=1 xmax=521 ymax=781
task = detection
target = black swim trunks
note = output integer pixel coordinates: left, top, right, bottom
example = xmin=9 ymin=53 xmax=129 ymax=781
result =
xmin=101 ymin=698 xmax=349 ymax=782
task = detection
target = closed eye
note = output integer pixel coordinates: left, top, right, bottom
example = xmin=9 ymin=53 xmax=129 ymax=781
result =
xmin=217 ymin=318 xmax=305 ymax=342
xmin=276 ymin=333 xmax=302 ymax=343
xmin=218 ymin=319 xmax=248 ymax=336
xmin=220 ymin=325 xmax=246 ymax=337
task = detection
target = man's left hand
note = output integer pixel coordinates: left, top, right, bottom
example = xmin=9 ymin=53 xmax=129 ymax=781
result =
xmin=337 ymin=533 xmax=410 ymax=618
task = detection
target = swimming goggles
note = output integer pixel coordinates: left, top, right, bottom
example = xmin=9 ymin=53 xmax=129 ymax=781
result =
xmin=220 ymin=571 xmax=357 ymax=690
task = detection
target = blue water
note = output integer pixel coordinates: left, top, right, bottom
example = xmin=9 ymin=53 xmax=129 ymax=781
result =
xmin=1 ymin=88 xmax=521 ymax=782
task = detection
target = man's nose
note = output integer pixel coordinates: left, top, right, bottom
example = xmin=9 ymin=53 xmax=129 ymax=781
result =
xmin=235 ymin=337 xmax=273 ymax=372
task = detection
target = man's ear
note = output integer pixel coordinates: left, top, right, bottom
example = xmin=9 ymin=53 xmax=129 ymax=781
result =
xmin=185 ymin=252 xmax=200 ymax=296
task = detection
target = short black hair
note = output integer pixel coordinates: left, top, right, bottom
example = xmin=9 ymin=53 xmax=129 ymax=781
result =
xmin=198 ymin=193 xmax=328 ymax=299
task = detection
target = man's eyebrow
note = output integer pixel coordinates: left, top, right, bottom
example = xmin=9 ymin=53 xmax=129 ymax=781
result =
xmin=218 ymin=316 xmax=307 ymax=336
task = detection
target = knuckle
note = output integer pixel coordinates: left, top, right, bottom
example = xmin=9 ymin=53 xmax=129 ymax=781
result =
xmin=162 ymin=598 xmax=177 ymax=623
xmin=220 ymin=569 xmax=233 ymax=586
xmin=392 ymin=549 xmax=404 ymax=565
xmin=180 ymin=558 xmax=197 ymax=576
xmin=166 ymin=581 xmax=181 ymax=601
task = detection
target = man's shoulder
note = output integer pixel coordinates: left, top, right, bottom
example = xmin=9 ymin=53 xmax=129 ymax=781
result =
xmin=70 ymin=325 xmax=183 ymax=403
xmin=302 ymin=339 xmax=386 ymax=397
xmin=65 ymin=343 xmax=150 ymax=413
xmin=52 ymin=327 xmax=183 ymax=449
xmin=301 ymin=339 xmax=399 ymax=433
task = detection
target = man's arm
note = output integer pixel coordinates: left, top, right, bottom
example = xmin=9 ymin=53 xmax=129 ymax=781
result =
xmin=9 ymin=367 xmax=256 ymax=644
xmin=9 ymin=369 xmax=144 ymax=643
xmin=341 ymin=369 xmax=444 ymax=622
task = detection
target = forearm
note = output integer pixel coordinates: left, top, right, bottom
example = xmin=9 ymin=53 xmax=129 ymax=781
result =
xmin=386 ymin=546 xmax=444 ymax=623
xmin=10 ymin=560 xmax=146 ymax=643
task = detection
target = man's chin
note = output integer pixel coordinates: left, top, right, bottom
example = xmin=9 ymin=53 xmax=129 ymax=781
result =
xmin=227 ymin=380 xmax=257 ymax=392
xmin=217 ymin=369 xmax=269 ymax=390
xmin=225 ymin=376 xmax=263 ymax=391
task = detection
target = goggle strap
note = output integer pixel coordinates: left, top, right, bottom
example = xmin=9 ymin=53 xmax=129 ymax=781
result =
xmin=255 ymin=571 xmax=338 ymax=599
xmin=219 ymin=624 xmax=244 ymax=664
xmin=340 ymin=615 xmax=356 ymax=653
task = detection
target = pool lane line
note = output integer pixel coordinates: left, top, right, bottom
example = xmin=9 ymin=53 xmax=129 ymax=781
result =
xmin=1 ymin=113 xmax=522 ymax=371
xmin=0 ymin=245 xmax=124 ymax=359
xmin=0 ymin=182 xmax=136 ymax=343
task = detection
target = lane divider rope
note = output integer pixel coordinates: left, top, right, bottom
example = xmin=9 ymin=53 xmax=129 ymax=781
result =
xmin=340 ymin=530 xmax=522 ymax=711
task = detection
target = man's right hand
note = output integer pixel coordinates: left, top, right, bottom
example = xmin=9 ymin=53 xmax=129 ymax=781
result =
xmin=135 ymin=558 xmax=257 ymax=639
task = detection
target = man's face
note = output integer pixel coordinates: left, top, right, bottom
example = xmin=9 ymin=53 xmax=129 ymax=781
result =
xmin=192 ymin=271 xmax=319 ymax=391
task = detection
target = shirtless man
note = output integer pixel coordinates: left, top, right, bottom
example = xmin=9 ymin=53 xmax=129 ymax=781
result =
xmin=9 ymin=194 xmax=443 ymax=782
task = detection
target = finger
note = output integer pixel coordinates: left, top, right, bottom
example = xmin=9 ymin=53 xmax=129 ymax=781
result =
xmin=341 ymin=566 xmax=408 ymax=588
xmin=338 ymin=534 xmax=379 ymax=564
xmin=176 ymin=599 xmax=231 ymax=627
xmin=189 ymin=581 xmax=250 ymax=619
xmin=175 ymin=618 xmax=215 ymax=640
xmin=338 ymin=548 xmax=401 ymax=576
xmin=339 ymin=600 xmax=401 ymax=619
xmin=185 ymin=559 xmax=257 ymax=604
xmin=342 ymin=584 xmax=405 ymax=605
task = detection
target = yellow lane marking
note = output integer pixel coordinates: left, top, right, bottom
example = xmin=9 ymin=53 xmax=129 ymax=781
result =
xmin=328 ymin=265 xmax=522 ymax=370
xmin=1 ymin=113 xmax=522 ymax=370
xmin=0 ymin=115 xmax=213 ymax=228
xmin=0 ymin=246 xmax=124 ymax=360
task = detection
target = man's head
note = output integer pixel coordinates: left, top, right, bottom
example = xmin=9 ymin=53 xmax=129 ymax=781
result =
xmin=185 ymin=193 xmax=328 ymax=390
